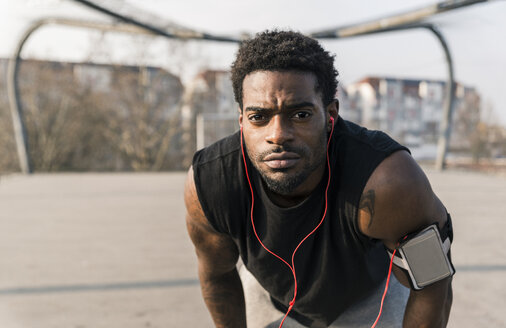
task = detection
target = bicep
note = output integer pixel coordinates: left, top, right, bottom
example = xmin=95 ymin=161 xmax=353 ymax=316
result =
xmin=358 ymin=150 xmax=447 ymax=248
xmin=184 ymin=166 xmax=239 ymax=276
xmin=358 ymin=151 xmax=451 ymax=288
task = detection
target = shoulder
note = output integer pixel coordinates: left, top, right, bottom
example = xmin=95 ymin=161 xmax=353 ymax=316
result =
xmin=184 ymin=166 xmax=204 ymax=222
xmin=193 ymin=131 xmax=241 ymax=167
xmin=332 ymin=119 xmax=410 ymax=190
xmin=191 ymin=131 xmax=247 ymax=235
xmin=184 ymin=166 xmax=215 ymax=234
xmin=336 ymin=118 xmax=407 ymax=153
xmin=357 ymin=150 xmax=447 ymax=248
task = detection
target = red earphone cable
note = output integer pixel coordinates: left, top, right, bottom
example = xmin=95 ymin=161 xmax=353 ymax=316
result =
xmin=240 ymin=120 xmax=334 ymax=328
xmin=370 ymin=236 xmax=408 ymax=327
xmin=371 ymin=249 xmax=396 ymax=328
xmin=240 ymin=118 xmax=395 ymax=328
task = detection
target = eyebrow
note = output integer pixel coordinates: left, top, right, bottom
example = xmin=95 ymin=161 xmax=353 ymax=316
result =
xmin=285 ymin=101 xmax=316 ymax=110
xmin=244 ymin=102 xmax=316 ymax=113
xmin=244 ymin=106 xmax=270 ymax=113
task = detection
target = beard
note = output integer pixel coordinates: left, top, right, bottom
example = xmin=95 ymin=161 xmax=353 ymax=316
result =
xmin=247 ymin=128 xmax=328 ymax=196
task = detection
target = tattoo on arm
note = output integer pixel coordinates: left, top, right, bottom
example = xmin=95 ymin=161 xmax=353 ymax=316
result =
xmin=360 ymin=189 xmax=376 ymax=228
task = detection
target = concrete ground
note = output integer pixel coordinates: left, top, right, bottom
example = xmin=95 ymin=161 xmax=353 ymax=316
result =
xmin=0 ymin=168 xmax=504 ymax=327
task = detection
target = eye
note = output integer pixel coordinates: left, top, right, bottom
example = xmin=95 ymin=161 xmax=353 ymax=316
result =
xmin=292 ymin=111 xmax=312 ymax=120
xmin=248 ymin=114 xmax=265 ymax=122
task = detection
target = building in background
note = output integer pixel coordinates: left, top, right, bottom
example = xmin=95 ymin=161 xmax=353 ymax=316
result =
xmin=0 ymin=59 xmax=491 ymax=171
xmin=345 ymin=76 xmax=481 ymax=156
xmin=336 ymin=84 xmax=361 ymax=124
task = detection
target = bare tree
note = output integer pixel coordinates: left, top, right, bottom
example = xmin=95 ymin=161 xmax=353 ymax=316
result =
xmin=1 ymin=32 xmax=204 ymax=173
xmin=14 ymin=59 xmax=185 ymax=172
xmin=102 ymin=65 xmax=184 ymax=170
xmin=17 ymin=60 xmax=113 ymax=171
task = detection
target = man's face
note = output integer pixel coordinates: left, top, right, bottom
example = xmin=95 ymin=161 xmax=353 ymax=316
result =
xmin=240 ymin=70 xmax=336 ymax=197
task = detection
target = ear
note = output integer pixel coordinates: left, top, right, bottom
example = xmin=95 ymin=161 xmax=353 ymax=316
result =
xmin=238 ymin=108 xmax=243 ymax=128
xmin=326 ymin=99 xmax=339 ymax=131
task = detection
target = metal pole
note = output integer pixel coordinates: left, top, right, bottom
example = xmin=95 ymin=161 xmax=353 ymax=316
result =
xmin=6 ymin=58 xmax=31 ymax=174
xmin=427 ymin=26 xmax=456 ymax=170
xmin=71 ymin=0 xmax=241 ymax=43
xmin=5 ymin=21 xmax=49 ymax=174
xmin=311 ymin=0 xmax=488 ymax=39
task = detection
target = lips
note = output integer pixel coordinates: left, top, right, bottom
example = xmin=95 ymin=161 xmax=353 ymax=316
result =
xmin=262 ymin=152 xmax=300 ymax=169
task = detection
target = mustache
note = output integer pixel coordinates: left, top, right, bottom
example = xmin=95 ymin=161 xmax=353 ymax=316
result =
xmin=258 ymin=145 xmax=305 ymax=159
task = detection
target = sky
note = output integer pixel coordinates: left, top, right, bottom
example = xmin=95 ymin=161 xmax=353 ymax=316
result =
xmin=1 ymin=0 xmax=505 ymax=125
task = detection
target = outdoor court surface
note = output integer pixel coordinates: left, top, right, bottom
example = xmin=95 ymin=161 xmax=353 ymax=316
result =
xmin=0 ymin=168 xmax=505 ymax=327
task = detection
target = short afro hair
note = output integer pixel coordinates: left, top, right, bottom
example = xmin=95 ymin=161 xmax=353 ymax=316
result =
xmin=231 ymin=30 xmax=338 ymax=109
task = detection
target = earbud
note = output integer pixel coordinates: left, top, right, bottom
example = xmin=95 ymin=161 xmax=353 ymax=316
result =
xmin=328 ymin=116 xmax=334 ymax=132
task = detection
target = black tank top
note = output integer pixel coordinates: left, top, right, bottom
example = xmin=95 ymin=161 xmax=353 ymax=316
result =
xmin=192 ymin=117 xmax=409 ymax=327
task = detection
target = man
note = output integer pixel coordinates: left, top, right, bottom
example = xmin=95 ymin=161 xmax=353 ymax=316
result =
xmin=185 ymin=30 xmax=453 ymax=328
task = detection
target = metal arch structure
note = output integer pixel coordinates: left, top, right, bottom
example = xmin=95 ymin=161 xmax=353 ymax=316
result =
xmin=6 ymin=19 xmax=155 ymax=174
xmin=310 ymin=23 xmax=457 ymax=171
xmin=308 ymin=0 xmax=490 ymax=170
xmin=8 ymin=0 xmax=488 ymax=173
xmin=5 ymin=19 xmax=151 ymax=174
xmin=70 ymin=0 xmax=241 ymax=43
xmin=7 ymin=16 xmax=241 ymax=173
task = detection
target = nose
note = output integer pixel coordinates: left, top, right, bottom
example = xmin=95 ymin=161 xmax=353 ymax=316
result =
xmin=265 ymin=115 xmax=293 ymax=145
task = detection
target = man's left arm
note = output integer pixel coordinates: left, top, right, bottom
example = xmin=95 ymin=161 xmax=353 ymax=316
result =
xmin=358 ymin=150 xmax=453 ymax=328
